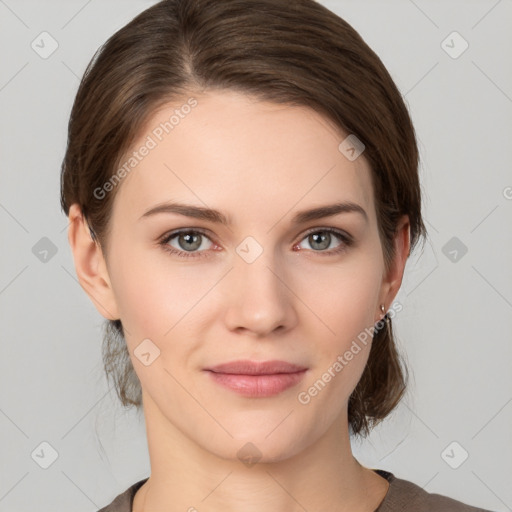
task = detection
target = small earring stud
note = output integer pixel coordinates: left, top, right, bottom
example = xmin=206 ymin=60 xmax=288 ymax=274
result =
xmin=380 ymin=304 xmax=390 ymax=325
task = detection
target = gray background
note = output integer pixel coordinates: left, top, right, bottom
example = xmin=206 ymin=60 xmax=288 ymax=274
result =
xmin=0 ymin=0 xmax=511 ymax=510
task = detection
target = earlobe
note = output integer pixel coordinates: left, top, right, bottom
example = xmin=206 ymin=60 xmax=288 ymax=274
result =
xmin=67 ymin=203 xmax=120 ymax=321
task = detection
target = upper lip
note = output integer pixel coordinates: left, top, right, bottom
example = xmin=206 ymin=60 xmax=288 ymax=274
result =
xmin=205 ymin=360 xmax=308 ymax=375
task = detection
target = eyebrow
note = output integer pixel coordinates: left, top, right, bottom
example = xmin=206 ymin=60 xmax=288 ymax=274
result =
xmin=139 ymin=200 xmax=368 ymax=225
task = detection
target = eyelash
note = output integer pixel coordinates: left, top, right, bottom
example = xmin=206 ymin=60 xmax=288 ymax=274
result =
xmin=157 ymin=227 xmax=354 ymax=259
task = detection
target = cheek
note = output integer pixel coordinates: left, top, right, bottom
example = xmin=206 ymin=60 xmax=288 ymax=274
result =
xmin=294 ymin=251 xmax=382 ymax=393
xmin=295 ymin=252 xmax=382 ymax=338
xmin=108 ymin=243 xmax=183 ymax=325
xmin=109 ymin=263 xmax=165 ymax=338
xmin=107 ymin=245 xmax=222 ymax=359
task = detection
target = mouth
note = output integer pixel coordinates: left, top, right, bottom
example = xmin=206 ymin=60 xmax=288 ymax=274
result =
xmin=203 ymin=359 xmax=308 ymax=397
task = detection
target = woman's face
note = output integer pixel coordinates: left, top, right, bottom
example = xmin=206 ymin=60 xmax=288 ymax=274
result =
xmin=86 ymin=90 xmax=408 ymax=462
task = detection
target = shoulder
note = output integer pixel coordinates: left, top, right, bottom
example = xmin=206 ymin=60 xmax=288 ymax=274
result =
xmin=97 ymin=472 xmax=495 ymax=512
xmin=97 ymin=478 xmax=148 ymax=512
xmin=376 ymin=470 xmax=495 ymax=512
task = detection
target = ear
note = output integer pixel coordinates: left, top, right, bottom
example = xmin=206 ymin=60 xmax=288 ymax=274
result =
xmin=67 ymin=203 xmax=120 ymax=320
xmin=377 ymin=214 xmax=410 ymax=320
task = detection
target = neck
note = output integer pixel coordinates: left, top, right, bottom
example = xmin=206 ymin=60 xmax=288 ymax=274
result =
xmin=132 ymin=394 xmax=389 ymax=512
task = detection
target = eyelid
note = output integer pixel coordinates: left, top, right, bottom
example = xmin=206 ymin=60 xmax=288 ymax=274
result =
xmin=299 ymin=225 xmax=353 ymax=242
xmin=158 ymin=225 xmax=352 ymax=243
xmin=158 ymin=227 xmax=216 ymax=248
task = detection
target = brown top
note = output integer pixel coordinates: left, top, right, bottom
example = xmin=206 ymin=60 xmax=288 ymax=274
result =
xmin=97 ymin=469 xmax=494 ymax=512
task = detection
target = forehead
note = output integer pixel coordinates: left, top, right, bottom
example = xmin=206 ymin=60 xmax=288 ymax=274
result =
xmin=111 ymin=90 xmax=375 ymax=226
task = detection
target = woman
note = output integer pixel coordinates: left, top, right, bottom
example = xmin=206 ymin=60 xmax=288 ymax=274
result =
xmin=61 ymin=0 xmax=494 ymax=510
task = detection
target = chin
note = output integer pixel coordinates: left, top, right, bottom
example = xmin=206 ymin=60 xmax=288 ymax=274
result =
xmin=204 ymin=430 xmax=309 ymax=467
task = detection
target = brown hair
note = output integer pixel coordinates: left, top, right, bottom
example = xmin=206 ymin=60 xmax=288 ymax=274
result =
xmin=60 ymin=0 xmax=427 ymax=438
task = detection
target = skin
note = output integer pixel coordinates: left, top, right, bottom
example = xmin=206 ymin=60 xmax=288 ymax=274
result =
xmin=68 ymin=89 xmax=410 ymax=512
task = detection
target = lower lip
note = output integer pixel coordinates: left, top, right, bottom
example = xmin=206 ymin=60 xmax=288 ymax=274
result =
xmin=205 ymin=370 xmax=307 ymax=397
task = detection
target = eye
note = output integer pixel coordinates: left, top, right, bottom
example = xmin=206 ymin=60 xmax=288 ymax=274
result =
xmin=295 ymin=228 xmax=353 ymax=255
xmin=158 ymin=229 xmax=216 ymax=259
xmin=158 ymin=227 xmax=353 ymax=259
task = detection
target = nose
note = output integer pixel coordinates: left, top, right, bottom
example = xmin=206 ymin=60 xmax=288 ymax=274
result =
xmin=222 ymin=246 xmax=298 ymax=337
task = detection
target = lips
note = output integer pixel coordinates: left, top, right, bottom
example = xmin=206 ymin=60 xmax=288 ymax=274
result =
xmin=204 ymin=359 xmax=308 ymax=398
xmin=205 ymin=359 xmax=307 ymax=375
